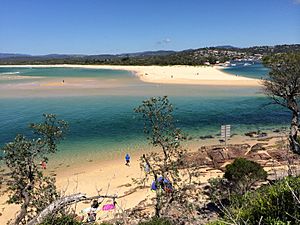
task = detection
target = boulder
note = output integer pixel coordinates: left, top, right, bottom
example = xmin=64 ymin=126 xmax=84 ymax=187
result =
xmin=250 ymin=143 xmax=266 ymax=152
xmin=245 ymin=131 xmax=257 ymax=137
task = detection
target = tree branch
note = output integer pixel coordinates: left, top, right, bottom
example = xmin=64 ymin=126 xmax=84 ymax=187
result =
xmin=27 ymin=193 xmax=117 ymax=225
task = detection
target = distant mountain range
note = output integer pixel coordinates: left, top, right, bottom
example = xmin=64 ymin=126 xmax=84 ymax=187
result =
xmin=0 ymin=47 xmax=236 ymax=60
xmin=0 ymin=50 xmax=176 ymax=60
xmin=215 ymin=45 xmax=238 ymax=49
xmin=0 ymin=53 xmax=31 ymax=59
xmin=0 ymin=44 xmax=299 ymax=65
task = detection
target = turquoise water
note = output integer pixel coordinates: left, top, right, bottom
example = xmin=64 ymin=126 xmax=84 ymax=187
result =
xmin=0 ymin=67 xmax=134 ymax=84
xmin=221 ymin=62 xmax=269 ymax=79
xmin=0 ymin=65 xmax=290 ymax=162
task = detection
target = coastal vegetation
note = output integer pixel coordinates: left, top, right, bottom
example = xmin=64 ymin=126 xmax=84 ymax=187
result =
xmin=134 ymin=96 xmax=201 ymax=223
xmin=263 ymin=53 xmax=300 ymax=154
xmin=0 ymin=44 xmax=299 ymax=66
xmin=208 ymin=175 xmax=300 ymax=225
xmin=223 ymin=158 xmax=267 ymax=195
xmin=0 ymin=114 xmax=68 ymax=225
xmin=208 ymin=158 xmax=268 ymax=203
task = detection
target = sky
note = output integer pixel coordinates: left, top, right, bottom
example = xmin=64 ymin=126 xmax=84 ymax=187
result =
xmin=0 ymin=0 xmax=299 ymax=55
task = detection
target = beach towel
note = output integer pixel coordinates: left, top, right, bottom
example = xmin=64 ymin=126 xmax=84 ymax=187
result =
xmin=102 ymin=204 xmax=115 ymax=211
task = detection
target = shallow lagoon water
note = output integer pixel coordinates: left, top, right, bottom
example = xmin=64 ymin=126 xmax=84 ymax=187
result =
xmin=0 ymin=65 xmax=290 ymax=163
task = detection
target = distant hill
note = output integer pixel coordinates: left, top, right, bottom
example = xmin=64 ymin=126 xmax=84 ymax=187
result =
xmin=38 ymin=54 xmax=86 ymax=59
xmin=0 ymin=50 xmax=175 ymax=60
xmin=215 ymin=45 xmax=238 ymax=49
xmin=124 ymin=50 xmax=176 ymax=57
xmin=0 ymin=53 xmax=31 ymax=59
xmin=0 ymin=44 xmax=299 ymax=65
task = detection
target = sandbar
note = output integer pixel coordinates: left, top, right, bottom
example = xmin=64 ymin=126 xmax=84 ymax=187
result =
xmin=0 ymin=64 xmax=262 ymax=87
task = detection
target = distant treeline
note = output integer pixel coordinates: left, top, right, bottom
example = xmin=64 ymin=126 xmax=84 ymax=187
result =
xmin=0 ymin=44 xmax=299 ymax=65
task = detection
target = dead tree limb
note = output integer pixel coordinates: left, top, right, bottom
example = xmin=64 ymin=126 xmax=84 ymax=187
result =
xmin=27 ymin=193 xmax=117 ymax=225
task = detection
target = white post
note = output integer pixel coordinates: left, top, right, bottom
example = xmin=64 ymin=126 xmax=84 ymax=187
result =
xmin=221 ymin=125 xmax=231 ymax=147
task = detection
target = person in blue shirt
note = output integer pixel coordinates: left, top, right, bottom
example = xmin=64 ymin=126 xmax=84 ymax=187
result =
xmin=125 ymin=153 xmax=131 ymax=166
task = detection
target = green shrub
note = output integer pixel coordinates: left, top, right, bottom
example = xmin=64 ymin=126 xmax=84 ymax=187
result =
xmin=224 ymin=158 xmax=267 ymax=194
xmin=138 ymin=217 xmax=172 ymax=225
xmin=39 ymin=215 xmax=82 ymax=225
xmin=208 ymin=158 xmax=267 ymax=204
xmin=223 ymin=176 xmax=300 ymax=224
xmin=206 ymin=220 xmax=227 ymax=225
xmin=207 ymin=177 xmax=230 ymax=202
xmin=39 ymin=215 xmax=114 ymax=225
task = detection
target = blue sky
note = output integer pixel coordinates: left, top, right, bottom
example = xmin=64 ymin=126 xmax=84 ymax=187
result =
xmin=0 ymin=0 xmax=299 ymax=55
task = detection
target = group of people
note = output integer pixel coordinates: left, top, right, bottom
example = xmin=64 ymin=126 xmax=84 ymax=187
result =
xmin=151 ymin=176 xmax=173 ymax=193
xmin=125 ymin=153 xmax=173 ymax=193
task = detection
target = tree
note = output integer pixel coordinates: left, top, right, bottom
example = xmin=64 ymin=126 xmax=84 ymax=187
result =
xmin=27 ymin=193 xmax=117 ymax=225
xmin=208 ymin=158 xmax=267 ymax=208
xmin=0 ymin=114 xmax=68 ymax=225
xmin=134 ymin=96 xmax=200 ymax=223
xmin=224 ymin=158 xmax=267 ymax=195
xmin=263 ymin=53 xmax=300 ymax=154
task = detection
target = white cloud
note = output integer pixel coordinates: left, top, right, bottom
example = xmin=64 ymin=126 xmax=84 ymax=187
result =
xmin=157 ymin=38 xmax=172 ymax=45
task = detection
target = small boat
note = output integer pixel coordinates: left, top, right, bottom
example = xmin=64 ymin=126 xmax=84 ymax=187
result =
xmin=244 ymin=63 xmax=251 ymax=66
xmin=230 ymin=63 xmax=236 ymax=66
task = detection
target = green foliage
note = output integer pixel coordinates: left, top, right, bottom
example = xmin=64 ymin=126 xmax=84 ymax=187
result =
xmin=206 ymin=221 xmax=227 ymax=225
xmin=233 ymin=176 xmax=299 ymax=224
xmin=217 ymin=176 xmax=300 ymax=225
xmin=134 ymin=96 xmax=184 ymax=218
xmin=224 ymin=158 xmax=267 ymax=195
xmin=134 ymin=96 xmax=198 ymax=222
xmin=208 ymin=158 xmax=267 ymax=204
xmin=262 ymin=52 xmax=300 ymax=154
xmin=1 ymin=114 xmax=68 ymax=225
xmin=39 ymin=215 xmax=82 ymax=225
xmin=262 ymin=53 xmax=300 ymax=101
xmin=134 ymin=96 xmax=184 ymax=148
xmin=38 ymin=211 xmax=115 ymax=225
xmin=207 ymin=177 xmax=230 ymax=202
xmin=138 ymin=217 xmax=172 ymax=225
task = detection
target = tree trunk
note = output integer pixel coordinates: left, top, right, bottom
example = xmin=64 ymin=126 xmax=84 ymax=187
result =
xmin=289 ymin=110 xmax=300 ymax=154
xmin=27 ymin=193 xmax=117 ymax=225
xmin=26 ymin=193 xmax=87 ymax=225
xmin=142 ymin=154 xmax=161 ymax=218
xmin=155 ymin=191 xmax=161 ymax=218
xmin=11 ymin=191 xmax=29 ymax=225
xmin=10 ymin=182 xmax=33 ymax=225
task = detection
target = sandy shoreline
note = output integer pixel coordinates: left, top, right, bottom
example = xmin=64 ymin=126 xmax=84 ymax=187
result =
xmin=0 ymin=64 xmax=261 ymax=87
xmin=0 ymin=133 xmax=292 ymax=224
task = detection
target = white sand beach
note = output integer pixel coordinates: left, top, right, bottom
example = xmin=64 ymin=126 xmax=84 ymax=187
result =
xmin=0 ymin=65 xmax=261 ymax=87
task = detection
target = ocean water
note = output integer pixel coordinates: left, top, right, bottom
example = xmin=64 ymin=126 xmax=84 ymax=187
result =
xmin=0 ymin=65 xmax=290 ymax=162
xmin=221 ymin=62 xmax=269 ymax=79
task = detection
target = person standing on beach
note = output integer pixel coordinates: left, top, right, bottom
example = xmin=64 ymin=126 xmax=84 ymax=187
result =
xmin=40 ymin=161 xmax=47 ymax=169
xmin=125 ymin=153 xmax=131 ymax=166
